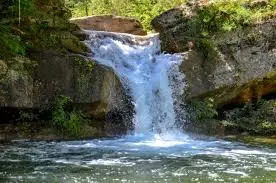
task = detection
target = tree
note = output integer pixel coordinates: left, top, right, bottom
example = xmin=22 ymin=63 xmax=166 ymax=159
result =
xmin=66 ymin=0 xmax=91 ymax=16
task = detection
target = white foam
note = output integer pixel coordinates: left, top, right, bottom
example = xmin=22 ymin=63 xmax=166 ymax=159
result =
xmin=85 ymin=30 xmax=185 ymax=135
xmin=86 ymin=159 xmax=135 ymax=166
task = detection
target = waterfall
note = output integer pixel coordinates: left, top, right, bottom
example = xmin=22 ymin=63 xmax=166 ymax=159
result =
xmin=84 ymin=31 xmax=186 ymax=135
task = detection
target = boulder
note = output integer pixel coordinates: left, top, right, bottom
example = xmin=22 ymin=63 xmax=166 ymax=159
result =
xmin=0 ymin=52 xmax=133 ymax=135
xmin=152 ymin=3 xmax=276 ymax=107
xmin=151 ymin=2 xmax=199 ymax=53
xmin=70 ymin=15 xmax=147 ymax=35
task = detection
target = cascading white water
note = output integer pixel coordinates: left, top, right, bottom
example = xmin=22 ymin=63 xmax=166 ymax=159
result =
xmin=2 ymin=33 xmax=276 ymax=183
xmin=84 ymin=31 xmax=185 ymax=135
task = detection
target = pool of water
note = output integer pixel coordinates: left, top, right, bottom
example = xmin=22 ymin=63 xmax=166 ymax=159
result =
xmin=1 ymin=134 xmax=276 ymax=183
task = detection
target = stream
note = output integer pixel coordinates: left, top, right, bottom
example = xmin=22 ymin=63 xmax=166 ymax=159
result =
xmin=1 ymin=31 xmax=275 ymax=182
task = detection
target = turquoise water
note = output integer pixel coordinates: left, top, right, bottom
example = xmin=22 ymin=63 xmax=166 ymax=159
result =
xmin=1 ymin=30 xmax=275 ymax=183
xmin=1 ymin=134 xmax=276 ymax=183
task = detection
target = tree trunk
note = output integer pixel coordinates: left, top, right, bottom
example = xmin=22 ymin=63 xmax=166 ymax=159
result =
xmin=85 ymin=0 xmax=88 ymax=16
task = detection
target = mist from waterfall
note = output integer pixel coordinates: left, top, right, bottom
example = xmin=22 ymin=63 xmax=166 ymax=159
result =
xmin=85 ymin=31 xmax=186 ymax=136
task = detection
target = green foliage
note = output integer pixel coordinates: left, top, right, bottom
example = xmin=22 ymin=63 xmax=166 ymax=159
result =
xmin=182 ymin=0 xmax=275 ymax=55
xmin=226 ymin=99 xmax=276 ymax=134
xmin=66 ymin=0 xmax=91 ymax=16
xmin=198 ymin=1 xmax=251 ymax=34
xmin=188 ymin=98 xmax=218 ymax=121
xmin=185 ymin=98 xmax=219 ymax=135
xmin=0 ymin=0 xmax=75 ymax=59
xmin=190 ymin=0 xmax=275 ymax=37
xmin=0 ymin=25 xmax=26 ymax=58
xmin=66 ymin=0 xmax=187 ymax=30
xmin=51 ymin=95 xmax=88 ymax=136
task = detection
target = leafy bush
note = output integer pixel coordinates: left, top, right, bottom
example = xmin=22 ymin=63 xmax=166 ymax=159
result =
xmin=188 ymin=98 xmax=218 ymax=121
xmin=226 ymin=99 xmax=276 ymax=134
xmin=185 ymin=98 xmax=219 ymax=135
xmin=187 ymin=0 xmax=275 ymax=38
xmin=0 ymin=25 xmax=26 ymax=58
xmin=66 ymin=0 xmax=187 ymax=30
xmin=51 ymin=95 xmax=88 ymax=136
xmin=0 ymin=0 xmax=74 ymax=59
xmin=179 ymin=0 xmax=276 ymax=56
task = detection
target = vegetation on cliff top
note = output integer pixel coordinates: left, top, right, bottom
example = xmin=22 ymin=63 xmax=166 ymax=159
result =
xmin=0 ymin=0 xmax=86 ymax=60
xmin=65 ymin=0 xmax=188 ymax=30
xmin=194 ymin=0 xmax=275 ymax=36
xmin=66 ymin=0 xmax=275 ymax=31
xmin=0 ymin=0 xmax=90 ymax=138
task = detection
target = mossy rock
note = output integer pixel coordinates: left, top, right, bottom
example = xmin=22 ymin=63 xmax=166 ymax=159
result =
xmin=226 ymin=135 xmax=276 ymax=146
xmin=224 ymin=99 xmax=276 ymax=135
xmin=60 ymin=35 xmax=88 ymax=53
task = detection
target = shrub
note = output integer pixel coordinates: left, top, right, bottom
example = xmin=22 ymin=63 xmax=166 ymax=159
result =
xmin=0 ymin=25 xmax=26 ymax=58
xmin=226 ymin=99 xmax=276 ymax=134
xmin=66 ymin=0 xmax=188 ymax=31
xmin=51 ymin=95 xmax=88 ymax=136
xmin=188 ymin=98 xmax=218 ymax=122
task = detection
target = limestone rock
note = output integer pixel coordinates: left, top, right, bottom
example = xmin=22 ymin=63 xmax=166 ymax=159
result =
xmin=0 ymin=52 xmax=133 ymax=135
xmin=182 ymin=21 xmax=276 ymax=107
xmin=152 ymin=3 xmax=276 ymax=107
xmin=70 ymin=15 xmax=147 ymax=35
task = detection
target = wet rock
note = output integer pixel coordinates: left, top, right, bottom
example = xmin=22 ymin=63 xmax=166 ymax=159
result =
xmin=152 ymin=2 xmax=276 ymax=107
xmin=0 ymin=52 xmax=134 ymax=136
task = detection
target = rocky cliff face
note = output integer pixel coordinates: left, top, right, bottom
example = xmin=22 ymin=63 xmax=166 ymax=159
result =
xmin=71 ymin=15 xmax=147 ymax=35
xmin=181 ymin=21 xmax=276 ymax=107
xmin=0 ymin=52 xmax=133 ymax=136
xmin=152 ymin=2 xmax=276 ymax=107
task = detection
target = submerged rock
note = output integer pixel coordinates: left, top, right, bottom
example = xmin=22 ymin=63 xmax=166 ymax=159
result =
xmin=70 ymin=15 xmax=147 ymax=35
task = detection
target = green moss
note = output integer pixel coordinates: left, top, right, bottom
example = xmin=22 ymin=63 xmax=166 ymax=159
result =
xmin=197 ymin=38 xmax=218 ymax=59
xmin=0 ymin=60 xmax=8 ymax=78
xmin=72 ymin=56 xmax=95 ymax=100
xmin=0 ymin=57 xmax=37 ymax=104
xmin=0 ymin=25 xmax=26 ymax=59
xmin=185 ymin=98 xmax=220 ymax=134
xmin=226 ymin=135 xmax=276 ymax=146
xmin=187 ymin=98 xmax=218 ymax=121
xmin=186 ymin=97 xmax=276 ymax=136
xmin=0 ymin=0 xmax=84 ymax=60
xmin=60 ymin=36 xmax=88 ymax=53
xmin=178 ymin=0 xmax=276 ymax=54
